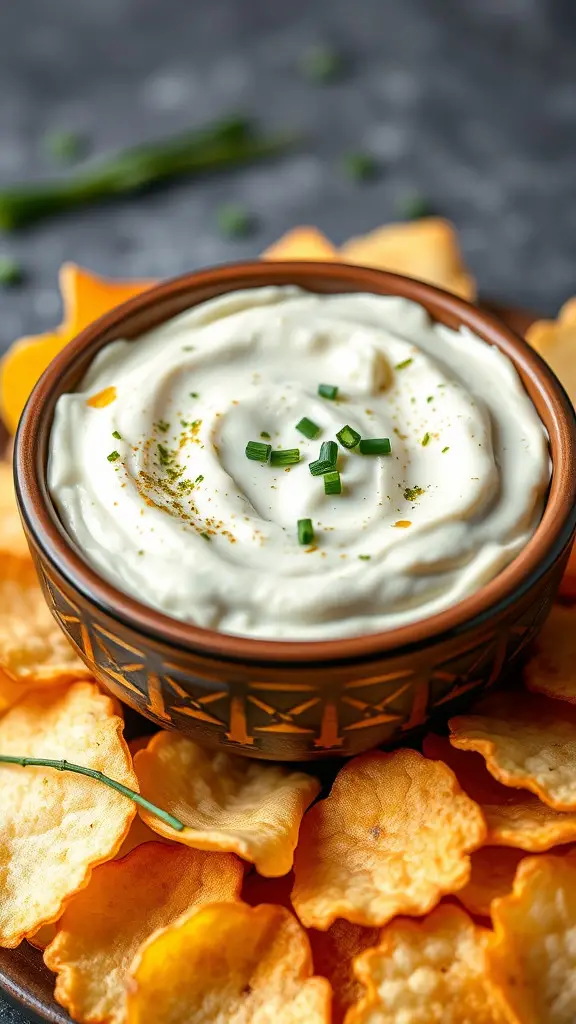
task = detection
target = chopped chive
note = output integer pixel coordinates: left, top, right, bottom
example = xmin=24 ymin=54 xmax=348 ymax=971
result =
xmin=301 ymin=45 xmax=344 ymax=84
xmin=216 ymin=202 xmax=254 ymax=238
xmin=155 ymin=419 xmax=170 ymax=433
xmin=309 ymin=459 xmax=335 ymax=476
xmin=404 ymin=486 xmax=425 ymax=501
xmin=358 ymin=554 xmax=371 ymax=560
xmin=358 ymin=438 xmax=391 ymax=455
xmin=195 ymin=474 xmax=204 ymax=483
xmin=260 ymin=431 xmax=271 ymax=439
xmin=107 ymin=450 xmax=120 ymax=462
xmin=427 ymin=396 xmax=434 ymax=403
xmin=319 ymin=440 xmax=338 ymax=464
xmin=336 ymin=424 xmax=361 ymax=449
xmin=200 ymin=531 xmax=211 ymax=541
xmin=318 ymin=383 xmax=338 ymax=400
xmin=442 ymin=446 xmax=450 ymax=453
xmin=324 ymin=470 xmax=342 ymax=495
xmin=112 ymin=430 xmax=122 ymax=440
xmin=342 ymin=152 xmax=378 ymax=182
xmin=245 ymin=440 xmax=272 ymax=462
xmin=395 ymin=358 xmax=413 ymax=370
xmin=297 ymin=518 xmax=314 ymax=545
xmin=296 ymin=416 xmax=321 ymax=440
xmin=270 ymin=448 xmax=300 ymax=466
xmin=190 ymin=392 xmax=199 ymax=398
xmin=421 ymin=433 xmax=430 ymax=447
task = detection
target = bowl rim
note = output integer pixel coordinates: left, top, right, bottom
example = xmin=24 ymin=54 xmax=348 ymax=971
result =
xmin=15 ymin=260 xmax=576 ymax=666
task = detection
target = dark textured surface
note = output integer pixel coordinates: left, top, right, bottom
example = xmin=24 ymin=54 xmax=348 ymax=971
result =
xmin=1 ymin=0 xmax=576 ymax=1019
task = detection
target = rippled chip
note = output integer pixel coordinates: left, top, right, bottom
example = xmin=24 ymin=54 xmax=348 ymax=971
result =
xmin=0 ymin=461 xmax=31 ymax=561
xmin=134 ymin=732 xmax=320 ymax=876
xmin=528 ymin=295 xmax=576 ymax=403
xmin=308 ymin=920 xmax=379 ymax=1024
xmin=524 ymin=604 xmax=576 ymax=704
xmin=450 ymin=691 xmax=576 ymax=811
xmin=456 ymin=847 xmax=528 ymax=920
xmin=0 ymin=682 xmax=136 ymax=947
xmin=291 ymin=749 xmax=486 ymax=930
xmin=45 ymin=842 xmax=243 ymax=1024
xmin=263 ymin=226 xmax=338 ymax=261
xmin=347 ymin=904 xmax=508 ymax=1024
xmin=424 ymin=733 xmax=576 ymax=850
xmin=488 ymin=854 xmax=576 ymax=1024
xmin=126 ymin=902 xmax=331 ymax=1024
xmin=0 ymin=553 xmax=91 ymax=703
xmin=340 ymin=218 xmax=476 ymax=300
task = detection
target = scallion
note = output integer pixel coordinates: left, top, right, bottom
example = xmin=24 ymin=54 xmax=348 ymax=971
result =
xmin=324 ymin=470 xmax=342 ymax=495
xmin=395 ymin=358 xmax=413 ymax=370
xmin=358 ymin=437 xmax=391 ymax=455
xmin=336 ymin=424 xmax=361 ymax=449
xmin=296 ymin=416 xmax=321 ymax=439
xmin=297 ymin=518 xmax=314 ymax=545
xmin=318 ymin=383 xmax=338 ymax=400
xmin=245 ymin=440 xmax=272 ymax=462
xmin=270 ymin=448 xmax=300 ymax=466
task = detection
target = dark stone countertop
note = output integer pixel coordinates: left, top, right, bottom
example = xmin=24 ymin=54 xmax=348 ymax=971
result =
xmin=1 ymin=0 xmax=576 ymax=1019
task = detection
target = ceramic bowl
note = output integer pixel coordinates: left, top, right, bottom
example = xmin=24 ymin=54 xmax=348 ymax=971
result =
xmin=14 ymin=261 xmax=576 ymax=760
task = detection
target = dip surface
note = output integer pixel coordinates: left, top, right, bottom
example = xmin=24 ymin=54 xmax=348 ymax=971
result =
xmin=48 ymin=287 xmax=550 ymax=640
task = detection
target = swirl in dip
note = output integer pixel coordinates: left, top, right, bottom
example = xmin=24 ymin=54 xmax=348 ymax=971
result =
xmin=48 ymin=287 xmax=550 ymax=640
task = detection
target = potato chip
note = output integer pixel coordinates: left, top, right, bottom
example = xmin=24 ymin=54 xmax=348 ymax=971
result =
xmin=263 ymin=226 xmax=337 ymax=261
xmin=0 ymin=460 xmax=31 ymax=561
xmin=291 ymin=749 xmax=486 ymax=930
xmin=488 ymin=854 xmax=576 ymax=1023
xmin=0 ymin=263 xmax=153 ymax=434
xmin=340 ymin=218 xmax=476 ymax=300
xmin=346 ymin=904 xmax=509 ymax=1024
xmin=450 ymin=691 xmax=576 ymax=811
xmin=424 ymin=733 xmax=576 ymax=851
xmin=309 ymin=920 xmax=379 ymax=1024
xmin=27 ymin=922 xmax=58 ymax=951
xmin=45 ymin=842 xmax=244 ymax=1024
xmin=527 ymin=295 xmax=576 ymax=409
xmin=0 ymin=553 xmax=91 ymax=697
xmin=524 ymin=604 xmax=576 ymax=704
xmin=456 ymin=847 xmax=528 ymax=920
xmin=134 ymin=732 xmax=320 ymax=876
xmin=0 ymin=681 xmax=136 ymax=947
xmin=242 ymin=868 xmax=294 ymax=909
xmin=126 ymin=902 xmax=331 ymax=1024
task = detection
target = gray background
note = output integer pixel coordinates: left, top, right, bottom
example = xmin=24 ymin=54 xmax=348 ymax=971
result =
xmin=1 ymin=0 xmax=576 ymax=1019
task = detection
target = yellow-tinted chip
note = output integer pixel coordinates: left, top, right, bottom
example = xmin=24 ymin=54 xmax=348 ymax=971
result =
xmin=346 ymin=904 xmax=509 ymax=1023
xmin=134 ymin=732 xmax=320 ymax=876
xmin=340 ymin=218 xmax=476 ymax=300
xmin=263 ymin=226 xmax=337 ymax=261
xmin=44 ymin=842 xmax=244 ymax=1024
xmin=488 ymin=854 xmax=576 ymax=1024
xmin=450 ymin=691 xmax=576 ymax=811
xmin=0 ymin=682 xmax=136 ymax=947
xmin=291 ymin=749 xmax=486 ymax=930
xmin=127 ymin=902 xmax=331 ymax=1024
xmin=527 ymin=295 xmax=576 ymax=405
xmin=524 ymin=604 xmax=576 ymax=704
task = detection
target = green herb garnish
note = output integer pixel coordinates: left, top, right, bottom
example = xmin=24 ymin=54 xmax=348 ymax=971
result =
xmin=324 ymin=470 xmax=342 ymax=495
xmin=442 ymin=446 xmax=450 ymax=453
xmin=157 ymin=443 xmax=171 ymax=466
xmin=421 ymin=433 xmax=430 ymax=447
xmin=342 ymin=152 xmax=378 ymax=181
xmin=155 ymin=420 xmax=170 ymax=433
xmin=296 ymin=417 xmax=321 ymax=439
xmin=359 ymin=437 xmax=391 ymax=455
xmin=358 ymin=554 xmax=371 ymax=560
xmin=0 ymin=257 xmax=23 ymax=287
xmin=270 ymin=448 xmax=300 ymax=466
xmin=309 ymin=440 xmax=338 ymax=476
xmin=245 ymin=440 xmax=272 ymax=462
xmin=395 ymin=358 xmax=413 ymax=370
xmin=216 ymin=202 xmax=254 ymax=238
xmin=297 ymin=518 xmax=315 ymax=545
xmin=0 ymin=755 xmax=184 ymax=831
xmin=190 ymin=392 xmax=199 ymax=398
xmin=44 ymin=130 xmax=86 ymax=164
xmin=112 ymin=430 xmax=122 ymax=440
xmin=195 ymin=474 xmax=204 ymax=483
xmin=260 ymin=431 xmax=271 ymax=439
xmin=336 ymin=425 xmax=361 ymax=449
xmin=427 ymin=396 xmax=434 ymax=403
xmin=399 ymin=194 xmax=433 ymax=220
xmin=301 ymin=45 xmax=344 ymax=83
xmin=318 ymin=383 xmax=338 ymax=400
xmin=200 ymin=531 xmax=211 ymax=541
xmin=403 ymin=486 xmax=425 ymax=501
xmin=107 ymin=450 xmax=120 ymax=462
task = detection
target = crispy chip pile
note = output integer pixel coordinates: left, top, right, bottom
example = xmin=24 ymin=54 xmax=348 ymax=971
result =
xmin=346 ymin=904 xmax=509 ymax=1024
xmin=524 ymin=604 xmax=576 ymax=704
xmin=308 ymin=920 xmax=380 ymax=1024
xmin=339 ymin=218 xmax=476 ymax=300
xmin=0 ymin=682 xmax=136 ymax=947
xmin=127 ymin=902 xmax=331 ymax=1024
xmin=527 ymin=296 xmax=576 ymax=406
xmin=450 ymin=692 xmax=576 ymax=811
xmin=488 ymin=854 xmax=576 ymax=1024
xmin=134 ymin=732 xmax=320 ymax=876
xmin=291 ymin=749 xmax=486 ymax=930
xmin=44 ymin=842 xmax=244 ymax=1024
xmin=424 ymin=733 xmax=576 ymax=851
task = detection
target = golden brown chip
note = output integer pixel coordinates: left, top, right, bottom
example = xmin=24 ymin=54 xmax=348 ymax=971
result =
xmin=0 ymin=553 xmax=91 ymax=700
xmin=527 ymin=296 xmax=576 ymax=409
xmin=346 ymin=904 xmax=509 ymax=1024
xmin=263 ymin=226 xmax=338 ymax=261
xmin=309 ymin=920 xmax=379 ymax=1024
xmin=0 ymin=461 xmax=31 ymax=561
xmin=524 ymin=604 xmax=576 ymax=704
xmin=488 ymin=854 xmax=576 ymax=1023
xmin=450 ymin=691 xmax=576 ymax=811
xmin=0 ymin=681 xmax=136 ymax=947
xmin=291 ymin=749 xmax=486 ymax=930
xmin=340 ymin=218 xmax=476 ymax=300
xmin=134 ymin=732 xmax=320 ymax=876
xmin=27 ymin=922 xmax=58 ymax=951
xmin=456 ymin=847 xmax=528 ymax=920
xmin=44 ymin=842 xmax=244 ymax=1024
xmin=424 ymin=733 xmax=576 ymax=851
xmin=126 ymin=902 xmax=331 ymax=1024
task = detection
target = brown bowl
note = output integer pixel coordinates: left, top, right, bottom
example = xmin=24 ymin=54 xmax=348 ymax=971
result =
xmin=14 ymin=262 xmax=576 ymax=760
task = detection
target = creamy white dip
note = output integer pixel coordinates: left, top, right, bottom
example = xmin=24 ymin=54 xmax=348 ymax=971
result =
xmin=48 ymin=287 xmax=550 ymax=640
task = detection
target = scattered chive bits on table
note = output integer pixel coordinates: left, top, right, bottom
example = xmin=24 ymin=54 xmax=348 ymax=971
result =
xmin=245 ymin=440 xmax=272 ymax=462
xmin=336 ymin=424 xmax=361 ymax=449
xmin=296 ymin=416 xmax=321 ymax=439
xmin=318 ymin=383 xmax=338 ymax=400
xmin=297 ymin=518 xmax=315 ymax=545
